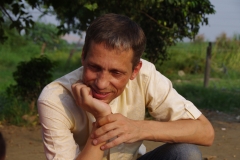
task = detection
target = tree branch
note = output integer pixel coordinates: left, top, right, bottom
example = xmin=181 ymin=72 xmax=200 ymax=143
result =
xmin=140 ymin=10 xmax=170 ymax=30
xmin=0 ymin=6 xmax=14 ymax=22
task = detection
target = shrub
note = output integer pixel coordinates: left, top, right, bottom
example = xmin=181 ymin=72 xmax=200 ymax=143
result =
xmin=6 ymin=56 xmax=55 ymax=112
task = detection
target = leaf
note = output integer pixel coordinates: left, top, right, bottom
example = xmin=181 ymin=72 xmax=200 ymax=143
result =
xmin=84 ymin=3 xmax=98 ymax=11
xmin=0 ymin=16 xmax=4 ymax=23
xmin=12 ymin=3 xmax=20 ymax=16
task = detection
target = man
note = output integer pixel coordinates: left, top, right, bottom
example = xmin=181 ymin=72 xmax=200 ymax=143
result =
xmin=38 ymin=13 xmax=214 ymax=160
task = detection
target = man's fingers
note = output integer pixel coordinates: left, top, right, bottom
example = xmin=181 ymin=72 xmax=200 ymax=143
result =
xmin=80 ymin=86 xmax=91 ymax=99
xmin=93 ymin=128 xmax=122 ymax=146
xmin=100 ymin=135 xmax=124 ymax=150
xmin=71 ymin=81 xmax=84 ymax=98
xmin=71 ymin=84 xmax=83 ymax=106
xmin=71 ymin=81 xmax=91 ymax=106
xmin=92 ymin=123 xmax=118 ymax=139
xmin=80 ymin=86 xmax=92 ymax=106
xmin=97 ymin=113 xmax=119 ymax=127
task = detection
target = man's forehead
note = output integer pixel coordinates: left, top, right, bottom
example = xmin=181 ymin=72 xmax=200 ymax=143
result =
xmin=90 ymin=41 xmax=132 ymax=54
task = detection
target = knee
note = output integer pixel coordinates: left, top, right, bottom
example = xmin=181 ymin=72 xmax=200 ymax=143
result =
xmin=171 ymin=143 xmax=202 ymax=160
xmin=138 ymin=143 xmax=202 ymax=160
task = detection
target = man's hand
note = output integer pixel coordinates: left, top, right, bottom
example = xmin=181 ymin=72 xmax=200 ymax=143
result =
xmin=71 ymin=81 xmax=111 ymax=120
xmin=91 ymin=113 xmax=141 ymax=150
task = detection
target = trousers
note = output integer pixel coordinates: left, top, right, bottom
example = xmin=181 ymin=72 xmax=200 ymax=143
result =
xmin=137 ymin=143 xmax=202 ymax=160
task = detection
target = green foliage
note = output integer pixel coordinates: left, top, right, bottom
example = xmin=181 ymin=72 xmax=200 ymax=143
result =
xmin=0 ymin=29 xmax=41 ymax=92
xmin=1 ymin=0 xmax=215 ymax=64
xmin=6 ymin=56 xmax=55 ymax=109
xmin=155 ymin=39 xmax=240 ymax=79
xmin=209 ymin=34 xmax=240 ymax=75
xmin=25 ymin=22 xmax=68 ymax=51
xmin=215 ymin=33 xmax=240 ymax=54
xmin=0 ymin=93 xmax=32 ymax=125
xmin=0 ymin=20 xmax=29 ymax=50
xmin=154 ymin=42 xmax=207 ymax=76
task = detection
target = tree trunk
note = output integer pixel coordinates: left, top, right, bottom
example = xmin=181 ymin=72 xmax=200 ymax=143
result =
xmin=41 ymin=42 xmax=46 ymax=55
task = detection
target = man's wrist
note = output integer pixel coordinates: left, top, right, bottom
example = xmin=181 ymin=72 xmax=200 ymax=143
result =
xmin=95 ymin=112 xmax=112 ymax=122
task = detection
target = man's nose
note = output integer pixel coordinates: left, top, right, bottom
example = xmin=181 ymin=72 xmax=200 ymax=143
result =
xmin=95 ymin=72 xmax=110 ymax=89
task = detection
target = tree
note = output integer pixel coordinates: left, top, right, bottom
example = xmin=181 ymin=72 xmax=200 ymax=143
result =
xmin=0 ymin=0 xmax=35 ymax=43
xmin=25 ymin=22 xmax=68 ymax=54
xmin=1 ymin=0 xmax=215 ymax=63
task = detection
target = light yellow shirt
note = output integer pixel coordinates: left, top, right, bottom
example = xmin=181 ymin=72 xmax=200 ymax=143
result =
xmin=37 ymin=59 xmax=201 ymax=160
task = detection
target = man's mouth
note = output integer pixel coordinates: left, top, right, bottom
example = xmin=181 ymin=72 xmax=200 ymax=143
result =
xmin=91 ymin=89 xmax=111 ymax=99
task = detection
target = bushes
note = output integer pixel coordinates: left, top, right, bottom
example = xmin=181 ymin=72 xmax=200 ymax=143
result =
xmin=6 ymin=56 xmax=55 ymax=112
xmin=0 ymin=56 xmax=55 ymax=125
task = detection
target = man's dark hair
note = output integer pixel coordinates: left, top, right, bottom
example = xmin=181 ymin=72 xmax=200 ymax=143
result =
xmin=0 ymin=132 xmax=6 ymax=160
xmin=82 ymin=13 xmax=146 ymax=68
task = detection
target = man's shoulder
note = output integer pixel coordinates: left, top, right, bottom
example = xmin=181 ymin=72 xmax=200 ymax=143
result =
xmin=138 ymin=59 xmax=156 ymax=76
xmin=38 ymin=67 xmax=83 ymax=102
xmin=126 ymin=59 xmax=156 ymax=90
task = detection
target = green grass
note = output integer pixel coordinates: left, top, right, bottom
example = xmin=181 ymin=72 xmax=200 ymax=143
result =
xmin=0 ymin=42 xmax=41 ymax=91
xmin=0 ymin=93 xmax=32 ymax=125
xmin=171 ymin=77 xmax=240 ymax=114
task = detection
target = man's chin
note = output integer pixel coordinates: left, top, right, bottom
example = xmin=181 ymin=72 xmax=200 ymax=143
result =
xmin=98 ymin=99 xmax=111 ymax=104
xmin=92 ymin=97 xmax=111 ymax=104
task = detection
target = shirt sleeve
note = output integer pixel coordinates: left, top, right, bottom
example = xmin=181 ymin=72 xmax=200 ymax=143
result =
xmin=144 ymin=63 xmax=202 ymax=121
xmin=38 ymin=97 xmax=80 ymax=160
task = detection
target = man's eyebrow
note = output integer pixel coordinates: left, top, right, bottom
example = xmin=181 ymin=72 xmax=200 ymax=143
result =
xmin=88 ymin=62 xmax=101 ymax=67
xmin=89 ymin=62 xmax=127 ymax=73
xmin=110 ymin=69 xmax=127 ymax=74
xmin=109 ymin=67 xmax=128 ymax=74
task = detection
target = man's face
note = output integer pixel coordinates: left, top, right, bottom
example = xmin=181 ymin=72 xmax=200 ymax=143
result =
xmin=82 ymin=42 xmax=141 ymax=104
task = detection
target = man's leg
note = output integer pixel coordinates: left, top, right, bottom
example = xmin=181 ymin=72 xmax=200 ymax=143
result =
xmin=137 ymin=143 xmax=202 ymax=160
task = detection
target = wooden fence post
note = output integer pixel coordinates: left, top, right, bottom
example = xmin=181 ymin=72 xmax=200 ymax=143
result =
xmin=204 ymin=42 xmax=212 ymax=88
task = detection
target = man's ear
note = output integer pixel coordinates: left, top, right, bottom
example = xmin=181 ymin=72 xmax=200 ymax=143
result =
xmin=130 ymin=61 xmax=142 ymax=80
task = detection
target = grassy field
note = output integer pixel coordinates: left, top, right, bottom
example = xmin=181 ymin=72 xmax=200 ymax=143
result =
xmin=0 ymin=40 xmax=240 ymax=125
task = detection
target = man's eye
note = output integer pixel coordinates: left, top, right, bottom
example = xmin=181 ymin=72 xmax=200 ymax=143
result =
xmin=89 ymin=65 xmax=100 ymax=71
xmin=112 ymin=71 xmax=122 ymax=76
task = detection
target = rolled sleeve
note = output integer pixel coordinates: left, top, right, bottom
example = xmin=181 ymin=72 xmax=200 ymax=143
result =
xmin=38 ymin=100 xmax=80 ymax=160
xmin=144 ymin=63 xmax=201 ymax=121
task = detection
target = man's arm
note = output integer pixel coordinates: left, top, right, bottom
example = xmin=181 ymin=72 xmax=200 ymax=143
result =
xmin=76 ymin=123 xmax=106 ymax=160
xmin=71 ymin=82 xmax=112 ymax=159
xmin=37 ymin=81 xmax=112 ymax=159
xmin=91 ymin=113 xmax=214 ymax=150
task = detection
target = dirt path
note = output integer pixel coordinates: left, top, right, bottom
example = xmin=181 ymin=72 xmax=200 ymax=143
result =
xmin=1 ymin=110 xmax=240 ymax=160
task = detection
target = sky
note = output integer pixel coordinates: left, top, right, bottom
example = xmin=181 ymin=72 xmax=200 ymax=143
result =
xmin=34 ymin=0 xmax=240 ymax=43
xmin=198 ymin=0 xmax=240 ymax=41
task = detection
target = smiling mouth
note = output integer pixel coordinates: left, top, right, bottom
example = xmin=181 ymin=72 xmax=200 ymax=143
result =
xmin=91 ymin=89 xmax=111 ymax=99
